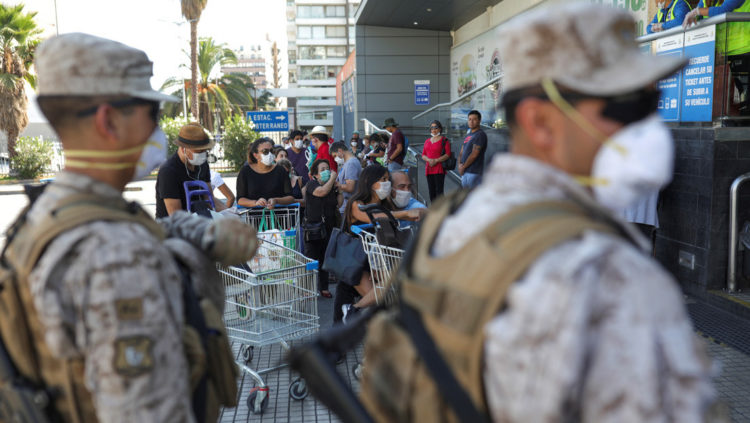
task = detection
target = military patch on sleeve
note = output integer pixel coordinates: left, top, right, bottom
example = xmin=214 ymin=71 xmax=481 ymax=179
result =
xmin=115 ymin=298 xmax=143 ymax=321
xmin=113 ymin=336 xmax=153 ymax=377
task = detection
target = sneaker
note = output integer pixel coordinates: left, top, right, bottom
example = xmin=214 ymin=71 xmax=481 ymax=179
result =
xmin=341 ymin=304 xmax=360 ymax=324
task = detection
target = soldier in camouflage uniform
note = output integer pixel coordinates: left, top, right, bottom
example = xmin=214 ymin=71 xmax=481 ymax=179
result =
xmin=0 ymin=33 xmax=257 ymax=422
xmin=360 ymin=4 xmax=719 ymax=423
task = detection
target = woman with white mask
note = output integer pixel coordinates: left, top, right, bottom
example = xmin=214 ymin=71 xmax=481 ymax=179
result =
xmin=236 ymin=137 xmax=295 ymax=209
xmin=337 ymin=165 xmax=424 ymax=323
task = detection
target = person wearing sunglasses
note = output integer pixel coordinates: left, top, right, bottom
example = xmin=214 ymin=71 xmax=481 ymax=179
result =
xmin=236 ymin=137 xmax=295 ymax=209
xmin=360 ymin=4 xmax=715 ymax=422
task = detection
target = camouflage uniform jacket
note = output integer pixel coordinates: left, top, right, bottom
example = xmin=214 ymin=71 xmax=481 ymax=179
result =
xmin=432 ymin=155 xmax=715 ymax=422
xmin=27 ymin=172 xmax=195 ymax=422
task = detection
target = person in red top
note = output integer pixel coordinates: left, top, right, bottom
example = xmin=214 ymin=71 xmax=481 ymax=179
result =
xmin=309 ymin=125 xmax=337 ymax=172
xmin=421 ymin=120 xmax=452 ymax=201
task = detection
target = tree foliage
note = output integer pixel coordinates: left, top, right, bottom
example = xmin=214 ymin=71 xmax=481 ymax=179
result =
xmin=159 ymin=115 xmax=190 ymax=156
xmin=222 ymin=114 xmax=259 ymax=171
xmin=12 ymin=136 xmax=52 ymax=179
xmin=0 ymin=4 xmax=41 ymax=160
xmin=161 ymin=38 xmax=265 ymax=131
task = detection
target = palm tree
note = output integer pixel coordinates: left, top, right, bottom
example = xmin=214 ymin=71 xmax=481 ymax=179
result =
xmin=0 ymin=4 xmax=41 ymax=159
xmin=161 ymin=38 xmax=258 ymax=132
xmin=181 ymin=0 xmax=208 ymax=120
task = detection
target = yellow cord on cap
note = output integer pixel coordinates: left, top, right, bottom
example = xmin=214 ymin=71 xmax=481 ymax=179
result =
xmin=540 ymin=78 xmax=627 ymax=156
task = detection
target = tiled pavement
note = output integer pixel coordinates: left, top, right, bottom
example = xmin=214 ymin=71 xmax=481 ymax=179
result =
xmin=220 ymin=286 xmax=750 ymax=423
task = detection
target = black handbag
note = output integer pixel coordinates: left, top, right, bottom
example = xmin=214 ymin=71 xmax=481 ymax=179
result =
xmin=303 ymin=219 xmax=328 ymax=242
xmin=441 ymin=137 xmax=457 ymax=171
xmin=322 ymin=221 xmax=368 ymax=286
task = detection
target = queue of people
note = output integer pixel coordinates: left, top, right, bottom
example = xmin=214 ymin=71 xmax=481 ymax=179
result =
xmin=2 ymin=3 xmax=730 ymax=420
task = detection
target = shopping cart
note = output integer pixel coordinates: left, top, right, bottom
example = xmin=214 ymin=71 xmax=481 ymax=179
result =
xmin=350 ymin=204 xmax=416 ymax=306
xmin=217 ymin=237 xmax=319 ymax=414
xmin=238 ymin=204 xmax=302 ymax=251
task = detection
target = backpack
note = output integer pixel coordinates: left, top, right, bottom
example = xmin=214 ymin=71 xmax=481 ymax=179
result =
xmin=359 ymin=190 xmax=630 ymax=422
xmin=441 ymin=137 xmax=457 ymax=171
xmin=0 ymin=184 xmax=237 ymax=422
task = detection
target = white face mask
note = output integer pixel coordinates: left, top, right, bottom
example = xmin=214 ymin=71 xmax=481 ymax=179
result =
xmin=133 ymin=127 xmax=168 ymax=181
xmin=261 ymin=152 xmax=274 ymax=166
xmin=351 ymin=142 xmax=358 ymax=149
xmin=374 ymin=180 xmax=391 ymax=200
xmin=294 ymin=139 xmax=304 ymax=149
xmin=335 ymin=156 xmax=345 ymax=165
xmin=392 ymin=189 xmax=412 ymax=208
xmin=590 ymin=114 xmax=674 ymax=210
xmin=186 ymin=149 xmax=207 ymax=166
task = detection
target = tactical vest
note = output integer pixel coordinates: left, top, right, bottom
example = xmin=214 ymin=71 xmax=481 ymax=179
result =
xmin=0 ymin=187 xmax=237 ymax=422
xmin=657 ymin=0 xmax=692 ymax=22
xmin=360 ymin=191 xmax=632 ymax=422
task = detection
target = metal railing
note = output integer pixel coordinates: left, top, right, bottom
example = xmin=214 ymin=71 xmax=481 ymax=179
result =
xmin=727 ymin=173 xmax=750 ymax=292
xmin=412 ymin=73 xmax=503 ymax=121
xmin=636 ymin=12 xmax=750 ymax=43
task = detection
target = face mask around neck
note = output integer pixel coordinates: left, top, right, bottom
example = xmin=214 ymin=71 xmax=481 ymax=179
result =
xmin=64 ymin=126 xmax=168 ymax=181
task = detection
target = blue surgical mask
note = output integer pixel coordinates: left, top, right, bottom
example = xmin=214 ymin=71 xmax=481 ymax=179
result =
xmin=319 ymin=169 xmax=331 ymax=182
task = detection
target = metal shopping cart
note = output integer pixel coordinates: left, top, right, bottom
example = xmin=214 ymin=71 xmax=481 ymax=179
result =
xmin=351 ymin=204 xmax=416 ymax=305
xmin=238 ymin=204 xmax=302 ymax=251
xmin=217 ymin=237 xmax=319 ymax=414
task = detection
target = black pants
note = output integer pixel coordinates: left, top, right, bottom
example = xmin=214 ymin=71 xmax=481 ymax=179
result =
xmin=426 ymin=173 xmax=446 ymax=202
xmin=333 ymin=282 xmax=358 ymax=323
xmin=305 ymin=236 xmax=331 ymax=292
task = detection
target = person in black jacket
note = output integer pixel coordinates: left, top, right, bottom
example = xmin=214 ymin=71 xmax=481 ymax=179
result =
xmin=304 ymin=159 xmax=342 ymax=297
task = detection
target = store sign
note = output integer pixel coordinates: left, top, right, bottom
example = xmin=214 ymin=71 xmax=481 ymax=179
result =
xmin=681 ymin=26 xmax=716 ymax=122
xmin=655 ymin=34 xmax=684 ymax=122
xmin=415 ymin=80 xmax=430 ymax=105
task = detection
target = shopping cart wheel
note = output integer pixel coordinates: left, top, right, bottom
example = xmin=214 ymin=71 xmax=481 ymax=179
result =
xmin=247 ymin=387 xmax=269 ymax=414
xmin=352 ymin=362 xmax=364 ymax=381
xmin=288 ymin=378 xmax=308 ymax=400
xmin=240 ymin=344 xmax=254 ymax=363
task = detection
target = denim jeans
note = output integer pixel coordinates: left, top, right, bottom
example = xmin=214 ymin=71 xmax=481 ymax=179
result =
xmin=461 ymin=172 xmax=482 ymax=188
xmin=387 ymin=162 xmax=403 ymax=173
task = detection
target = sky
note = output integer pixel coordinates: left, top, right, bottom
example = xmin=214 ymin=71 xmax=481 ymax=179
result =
xmin=15 ymin=0 xmax=286 ymax=122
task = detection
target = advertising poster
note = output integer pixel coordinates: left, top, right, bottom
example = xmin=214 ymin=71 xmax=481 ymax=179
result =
xmin=654 ymin=34 xmax=684 ymax=122
xmin=415 ymin=80 xmax=431 ymax=105
xmin=681 ymin=25 xmax=716 ymax=122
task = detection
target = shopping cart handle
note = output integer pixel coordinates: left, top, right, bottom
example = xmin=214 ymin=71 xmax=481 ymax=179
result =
xmin=237 ymin=203 xmax=301 ymax=211
xmin=350 ymin=224 xmax=373 ymax=235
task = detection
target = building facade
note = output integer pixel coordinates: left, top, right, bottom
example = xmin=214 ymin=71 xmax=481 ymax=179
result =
xmin=286 ymin=0 xmax=359 ymax=130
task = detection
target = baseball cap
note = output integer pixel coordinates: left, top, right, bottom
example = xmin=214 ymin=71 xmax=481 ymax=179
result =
xmin=497 ymin=3 xmax=686 ymax=96
xmin=35 ymin=33 xmax=177 ymax=102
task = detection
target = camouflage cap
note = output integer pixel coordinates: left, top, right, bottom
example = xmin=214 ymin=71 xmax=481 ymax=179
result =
xmin=35 ymin=33 xmax=177 ymax=102
xmin=497 ymin=3 xmax=686 ymax=96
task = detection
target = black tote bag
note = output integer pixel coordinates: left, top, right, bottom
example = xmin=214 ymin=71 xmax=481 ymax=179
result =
xmin=322 ymin=221 xmax=368 ymax=286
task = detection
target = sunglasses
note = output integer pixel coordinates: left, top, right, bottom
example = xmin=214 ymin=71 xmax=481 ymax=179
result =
xmin=77 ymin=98 xmax=160 ymax=121
xmin=549 ymin=89 xmax=660 ymax=125
xmin=259 ymin=149 xmax=272 ymax=155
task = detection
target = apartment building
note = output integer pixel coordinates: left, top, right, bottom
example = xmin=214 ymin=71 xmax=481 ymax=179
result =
xmin=286 ymin=0 xmax=359 ymax=129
